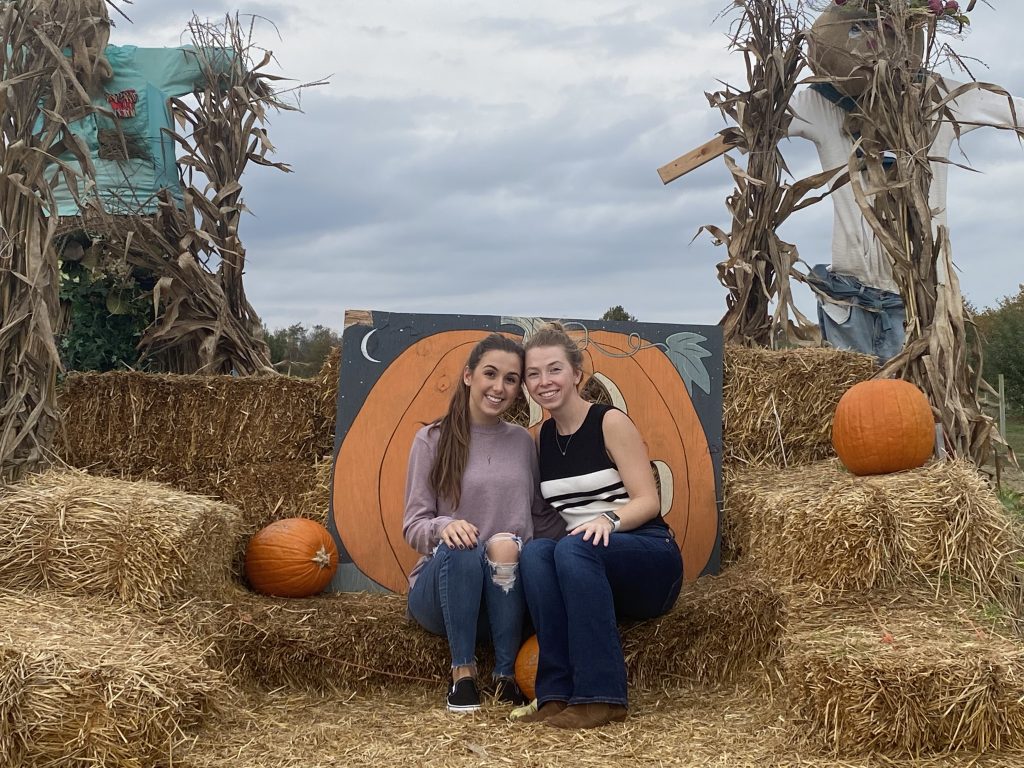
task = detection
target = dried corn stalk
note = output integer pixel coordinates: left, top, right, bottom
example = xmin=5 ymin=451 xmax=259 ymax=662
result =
xmin=845 ymin=1 xmax=997 ymax=465
xmin=122 ymin=15 xmax=310 ymax=374
xmin=0 ymin=1 xmax=110 ymax=482
xmin=701 ymin=0 xmax=826 ymax=347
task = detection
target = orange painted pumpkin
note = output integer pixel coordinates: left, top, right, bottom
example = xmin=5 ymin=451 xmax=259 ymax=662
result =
xmin=245 ymin=518 xmax=339 ymax=597
xmin=832 ymin=379 xmax=935 ymax=476
xmin=333 ymin=328 xmax=718 ymax=593
xmin=515 ymin=634 xmax=540 ymax=701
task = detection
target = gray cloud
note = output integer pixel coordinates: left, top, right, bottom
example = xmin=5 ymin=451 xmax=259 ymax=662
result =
xmin=113 ymin=1 xmax=1024 ymax=332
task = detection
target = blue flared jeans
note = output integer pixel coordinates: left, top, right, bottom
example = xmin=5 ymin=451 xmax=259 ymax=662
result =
xmin=521 ymin=524 xmax=683 ymax=707
xmin=407 ymin=542 xmax=526 ymax=679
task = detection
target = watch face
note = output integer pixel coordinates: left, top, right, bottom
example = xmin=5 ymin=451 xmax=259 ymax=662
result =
xmin=604 ymin=512 xmax=620 ymax=522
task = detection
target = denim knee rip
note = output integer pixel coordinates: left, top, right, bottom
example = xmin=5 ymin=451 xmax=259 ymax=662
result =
xmin=485 ymin=533 xmax=522 ymax=594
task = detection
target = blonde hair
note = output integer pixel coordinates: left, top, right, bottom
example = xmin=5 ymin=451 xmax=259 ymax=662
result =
xmin=523 ymin=321 xmax=584 ymax=371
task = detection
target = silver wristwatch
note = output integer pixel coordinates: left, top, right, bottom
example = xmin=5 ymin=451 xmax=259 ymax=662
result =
xmin=601 ymin=511 xmax=621 ymax=532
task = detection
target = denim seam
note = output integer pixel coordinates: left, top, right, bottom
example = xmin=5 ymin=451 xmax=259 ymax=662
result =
xmin=568 ymin=695 xmax=628 ymax=707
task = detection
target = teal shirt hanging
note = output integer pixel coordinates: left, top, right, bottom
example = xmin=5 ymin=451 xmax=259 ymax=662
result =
xmin=50 ymin=44 xmax=230 ymax=217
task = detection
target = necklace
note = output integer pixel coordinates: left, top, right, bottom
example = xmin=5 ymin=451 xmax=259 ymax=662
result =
xmin=554 ymin=429 xmax=575 ymax=457
xmin=553 ymin=405 xmax=590 ymax=457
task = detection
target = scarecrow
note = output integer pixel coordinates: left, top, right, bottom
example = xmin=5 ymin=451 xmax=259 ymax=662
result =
xmin=50 ymin=43 xmax=232 ymax=216
xmin=658 ymin=0 xmax=1023 ymax=465
xmin=662 ymin=1 xmax=1022 ymax=365
xmin=794 ymin=1 xmax=1024 ymax=363
xmin=47 ymin=9 xmax=306 ymax=377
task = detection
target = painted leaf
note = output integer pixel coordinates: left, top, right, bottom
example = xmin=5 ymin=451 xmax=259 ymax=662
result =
xmin=664 ymin=332 xmax=712 ymax=396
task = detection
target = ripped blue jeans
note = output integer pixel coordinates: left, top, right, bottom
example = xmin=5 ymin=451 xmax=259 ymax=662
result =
xmin=407 ymin=535 xmax=525 ymax=678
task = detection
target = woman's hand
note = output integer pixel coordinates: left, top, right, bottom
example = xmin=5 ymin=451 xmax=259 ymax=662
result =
xmin=441 ymin=519 xmax=480 ymax=549
xmin=570 ymin=515 xmax=615 ymax=547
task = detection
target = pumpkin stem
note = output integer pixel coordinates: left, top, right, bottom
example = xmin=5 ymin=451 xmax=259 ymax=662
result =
xmin=311 ymin=546 xmax=333 ymax=569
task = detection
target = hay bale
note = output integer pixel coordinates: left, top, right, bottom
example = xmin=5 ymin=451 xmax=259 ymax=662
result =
xmin=723 ymin=346 xmax=875 ymax=469
xmin=724 ymin=460 xmax=1024 ymax=607
xmin=193 ymin=588 xmax=452 ymax=693
xmin=623 ymin=564 xmax=785 ymax=687
xmin=782 ymin=589 xmax=1024 ymax=756
xmin=80 ymin=459 xmax=329 ymax=534
xmin=298 ymin=454 xmax=334 ymax=528
xmin=312 ymin=346 xmax=340 ymax=456
xmin=180 ymin=460 xmax=326 ymax=531
xmin=0 ymin=591 xmax=227 ymax=767
xmin=57 ymin=371 xmax=320 ymax=473
xmin=0 ymin=470 xmax=239 ymax=609
xmin=190 ymin=566 xmax=781 ymax=695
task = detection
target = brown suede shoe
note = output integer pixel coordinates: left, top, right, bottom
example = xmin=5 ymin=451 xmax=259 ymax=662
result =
xmin=543 ymin=703 xmax=628 ymax=729
xmin=516 ymin=700 xmax=567 ymax=723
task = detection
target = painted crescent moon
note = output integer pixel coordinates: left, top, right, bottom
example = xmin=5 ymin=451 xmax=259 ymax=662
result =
xmin=360 ymin=328 xmax=382 ymax=363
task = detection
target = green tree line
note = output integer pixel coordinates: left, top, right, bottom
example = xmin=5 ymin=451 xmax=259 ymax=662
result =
xmin=974 ymin=284 xmax=1024 ymax=414
xmin=263 ymin=323 xmax=342 ymax=377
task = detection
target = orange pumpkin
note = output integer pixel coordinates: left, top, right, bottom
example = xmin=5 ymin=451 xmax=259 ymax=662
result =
xmin=245 ymin=518 xmax=339 ymax=597
xmin=333 ymin=327 xmax=718 ymax=592
xmin=515 ymin=634 xmax=540 ymax=701
xmin=832 ymin=379 xmax=935 ymax=476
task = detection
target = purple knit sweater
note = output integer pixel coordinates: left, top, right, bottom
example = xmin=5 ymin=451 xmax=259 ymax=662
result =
xmin=402 ymin=420 xmax=560 ymax=588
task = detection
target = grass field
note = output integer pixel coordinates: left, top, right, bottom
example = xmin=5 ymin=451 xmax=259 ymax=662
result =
xmin=994 ymin=413 xmax=1024 ymax=513
xmin=1003 ymin=413 xmax=1024 ymax=455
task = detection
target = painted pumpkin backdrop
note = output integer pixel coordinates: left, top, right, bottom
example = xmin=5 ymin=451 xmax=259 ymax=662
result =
xmin=331 ymin=313 xmax=722 ymax=594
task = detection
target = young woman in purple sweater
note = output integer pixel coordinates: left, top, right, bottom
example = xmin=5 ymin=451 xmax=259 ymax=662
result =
xmin=403 ymin=333 xmax=557 ymax=713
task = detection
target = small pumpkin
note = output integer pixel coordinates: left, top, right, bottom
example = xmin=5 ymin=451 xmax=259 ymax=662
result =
xmin=514 ymin=634 xmax=540 ymax=701
xmin=245 ymin=518 xmax=339 ymax=597
xmin=832 ymin=379 xmax=935 ymax=476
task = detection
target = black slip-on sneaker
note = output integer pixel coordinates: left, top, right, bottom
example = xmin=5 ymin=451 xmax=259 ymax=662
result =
xmin=493 ymin=676 xmax=529 ymax=707
xmin=446 ymin=677 xmax=481 ymax=713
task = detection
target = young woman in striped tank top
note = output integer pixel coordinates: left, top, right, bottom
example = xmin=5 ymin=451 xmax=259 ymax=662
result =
xmin=516 ymin=322 xmax=683 ymax=729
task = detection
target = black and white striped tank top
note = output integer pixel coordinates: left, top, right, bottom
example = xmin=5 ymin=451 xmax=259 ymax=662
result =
xmin=539 ymin=403 xmax=666 ymax=531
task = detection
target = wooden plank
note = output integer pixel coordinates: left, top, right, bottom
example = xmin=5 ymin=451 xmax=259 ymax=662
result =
xmin=343 ymin=309 xmax=373 ymax=329
xmin=658 ymin=134 xmax=733 ymax=185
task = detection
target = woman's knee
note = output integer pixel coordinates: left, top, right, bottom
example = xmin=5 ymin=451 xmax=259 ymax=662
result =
xmin=521 ymin=537 xmax=557 ymax=570
xmin=485 ymin=533 xmax=521 ymax=593
xmin=554 ymin=532 xmax=597 ymax=561
xmin=485 ymin=532 xmax=521 ymax=563
xmin=436 ymin=541 xmax=484 ymax=576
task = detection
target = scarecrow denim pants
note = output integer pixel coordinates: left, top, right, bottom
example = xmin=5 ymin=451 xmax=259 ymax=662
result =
xmin=521 ymin=524 xmax=683 ymax=707
xmin=811 ymin=266 xmax=905 ymax=363
xmin=407 ymin=541 xmax=525 ymax=679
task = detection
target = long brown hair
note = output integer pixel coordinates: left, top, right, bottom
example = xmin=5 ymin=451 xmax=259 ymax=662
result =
xmin=429 ymin=333 xmax=525 ymax=508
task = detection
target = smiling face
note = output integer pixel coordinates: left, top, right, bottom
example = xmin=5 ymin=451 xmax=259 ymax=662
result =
xmin=463 ymin=350 xmax=523 ymax=425
xmin=524 ymin=345 xmax=583 ymax=414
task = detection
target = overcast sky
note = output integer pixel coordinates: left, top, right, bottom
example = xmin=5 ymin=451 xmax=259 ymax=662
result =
xmin=115 ymin=1 xmax=1024 ymax=331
